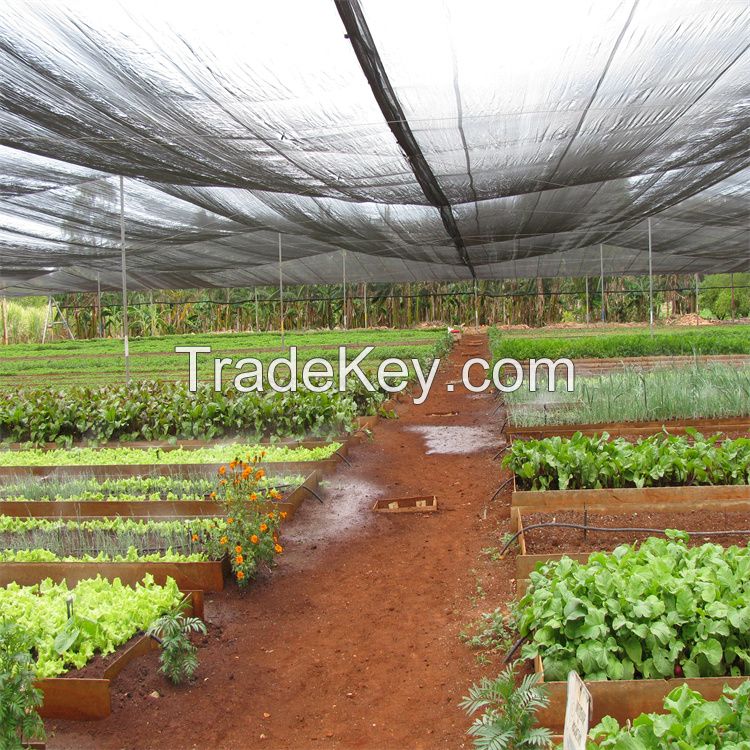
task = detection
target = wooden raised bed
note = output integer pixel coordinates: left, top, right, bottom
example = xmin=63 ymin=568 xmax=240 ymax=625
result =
xmin=511 ymin=477 xmax=750 ymax=588
xmin=0 ymin=559 xmax=228 ymax=592
xmin=532 ymin=652 xmax=748 ymax=733
xmin=0 ymin=443 xmax=347 ymax=480
xmin=507 ymin=414 xmax=750 ymax=439
xmin=0 ymin=470 xmax=321 ymax=520
xmin=36 ymin=589 xmax=203 ymax=720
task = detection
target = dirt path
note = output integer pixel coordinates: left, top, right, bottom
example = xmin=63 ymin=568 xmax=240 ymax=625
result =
xmin=49 ymin=335 xmax=518 ymax=750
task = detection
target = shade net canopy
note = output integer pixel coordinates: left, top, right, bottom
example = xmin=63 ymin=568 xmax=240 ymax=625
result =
xmin=0 ymin=0 xmax=747 ymax=294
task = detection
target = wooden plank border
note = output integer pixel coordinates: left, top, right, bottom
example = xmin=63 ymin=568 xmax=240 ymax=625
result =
xmin=0 ymin=560 xmax=227 ymax=592
xmin=508 ymin=415 xmax=750 ymax=439
xmin=36 ymin=590 xmax=203 ymax=720
xmin=0 ymin=470 xmax=321 ymax=519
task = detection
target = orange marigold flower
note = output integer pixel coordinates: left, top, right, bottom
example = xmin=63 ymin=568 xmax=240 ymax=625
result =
xmin=274 ymin=544 xmax=283 ymax=554
xmin=227 ymin=517 xmax=234 ymax=524
xmin=260 ymin=523 xmax=268 ymax=533
xmin=249 ymin=492 xmax=258 ymax=502
xmin=191 ymin=533 xmax=199 ymax=542
xmin=255 ymin=469 xmax=266 ymax=480
xmin=280 ymin=511 xmax=288 ymax=520
xmin=235 ymin=545 xmax=242 ymax=553
xmin=236 ymin=570 xmax=245 ymax=580
xmin=219 ymin=479 xmax=227 ymax=486
xmin=209 ymin=491 xmax=217 ymax=499
xmin=235 ymin=555 xmax=244 ymax=564
xmin=269 ymin=489 xmax=281 ymax=500
xmin=218 ymin=466 xmax=226 ymax=475
xmin=219 ymin=535 xmax=228 ymax=545
xmin=242 ymin=467 xmax=251 ymax=479
xmin=229 ymin=460 xmax=237 ymax=470
xmin=250 ymin=534 xmax=259 ymax=544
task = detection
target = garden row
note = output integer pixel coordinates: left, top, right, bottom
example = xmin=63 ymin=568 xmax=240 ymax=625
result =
xmin=467 ymin=429 xmax=750 ymax=741
xmin=0 ymin=407 xmax=378 ymax=739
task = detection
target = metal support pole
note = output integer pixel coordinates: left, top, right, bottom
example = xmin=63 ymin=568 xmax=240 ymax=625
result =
xmin=1 ymin=295 xmax=7 ymax=345
xmin=647 ymin=218 xmax=654 ymax=335
xmin=278 ymin=233 xmax=285 ymax=348
xmin=363 ymin=282 xmax=368 ymax=328
xmin=42 ymin=297 xmax=51 ymax=344
xmin=119 ymin=176 xmax=130 ymax=386
xmin=600 ymin=244 xmax=605 ymax=322
xmin=731 ymin=273 xmax=736 ymax=321
xmin=96 ymin=272 xmax=103 ymax=338
xmin=254 ymin=287 xmax=259 ymax=331
xmin=473 ymin=278 xmax=479 ymax=329
xmin=585 ymin=276 xmax=590 ymax=324
xmin=694 ymin=273 xmax=700 ymax=324
xmin=342 ymin=249 xmax=347 ymax=329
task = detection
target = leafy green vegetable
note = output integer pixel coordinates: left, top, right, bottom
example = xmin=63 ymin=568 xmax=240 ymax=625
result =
xmin=519 ymin=536 xmax=750 ymax=681
xmin=0 ymin=442 xmax=340 ymax=466
xmin=582 ymin=681 xmax=750 ymax=748
xmin=0 ymin=575 xmax=183 ymax=677
xmin=505 ymin=431 xmax=750 ymax=490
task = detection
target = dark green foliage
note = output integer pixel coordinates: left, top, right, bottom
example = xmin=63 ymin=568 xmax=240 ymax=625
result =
xmin=0 ymin=622 xmax=45 ymax=749
xmin=460 ymin=660 xmax=552 ymax=750
xmin=504 ymin=431 xmax=750 ymax=491
xmin=147 ymin=600 xmax=207 ymax=685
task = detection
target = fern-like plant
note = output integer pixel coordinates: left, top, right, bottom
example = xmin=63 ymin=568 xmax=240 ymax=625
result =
xmin=0 ymin=621 xmax=45 ymax=749
xmin=460 ymin=660 xmax=551 ymax=750
xmin=146 ymin=600 xmax=207 ymax=685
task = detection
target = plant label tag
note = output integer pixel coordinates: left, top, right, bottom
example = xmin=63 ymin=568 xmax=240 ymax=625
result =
xmin=563 ymin=670 xmax=591 ymax=750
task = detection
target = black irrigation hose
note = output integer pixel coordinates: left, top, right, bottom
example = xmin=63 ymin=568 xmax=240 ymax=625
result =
xmin=490 ymin=476 xmax=513 ymax=502
xmin=503 ymin=635 xmax=529 ymax=664
xmin=500 ymin=521 xmax=750 ymax=557
xmin=300 ymin=485 xmax=325 ymax=504
xmin=333 ymin=450 xmax=352 ymax=467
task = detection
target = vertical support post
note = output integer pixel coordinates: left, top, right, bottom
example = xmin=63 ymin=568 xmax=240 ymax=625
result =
xmin=473 ymin=278 xmax=479 ymax=329
xmin=96 ymin=272 xmax=103 ymax=338
xmin=278 ymin=233 xmax=285 ymax=348
xmin=42 ymin=297 xmax=51 ymax=344
xmin=342 ymin=249 xmax=347 ymax=329
xmin=585 ymin=276 xmax=590 ymax=324
xmin=119 ymin=176 xmax=130 ymax=386
xmin=694 ymin=273 xmax=700 ymax=324
xmin=254 ymin=287 xmax=259 ymax=331
xmin=363 ymin=282 xmax=368 ymax=328
xmin=600 ymin=244 xmax=605 ymax=322
xmin=1 ymin=295 xmax=7 ymax=345
xmin=731 ymin=273 xmax=736 ymax=321
xmin=647 ymin=218 xmax=654 ymax=335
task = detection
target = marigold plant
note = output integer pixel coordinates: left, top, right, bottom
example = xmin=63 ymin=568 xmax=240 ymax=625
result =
xmin=205 ymin=453 xmax=284 ymax=587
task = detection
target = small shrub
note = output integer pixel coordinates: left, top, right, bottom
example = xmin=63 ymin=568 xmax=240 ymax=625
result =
xmin=147 ymin=601 xmax=207 ymax=685
xmin=0 ymin=621 xmax=45 ymax=749
xmin=460 ymin=660 xmax=551 ymax=750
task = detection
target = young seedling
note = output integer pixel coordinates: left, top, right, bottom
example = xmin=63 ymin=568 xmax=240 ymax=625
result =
xmin=147 ymin=599 xmax=207 ymax=685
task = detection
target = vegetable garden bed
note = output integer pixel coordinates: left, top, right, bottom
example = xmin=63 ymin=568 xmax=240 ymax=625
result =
xmin=515 ymin=538 xmax=750 ymax=732
xmin=0 ymin=559 xmax=226 ymax=591
xmin=0 ymin=444 xmax=347 ymax=479
xmin=533 ymin=660 xmax=747 ymax=734
xmin=511 ymin=477 xmax=750 ymax=583
xmin=0 ymin=470 xmax=320 ymax=519
xmin=508 ymin=414 xmax=750 ymax=439
xmin=37 ymin=590 xmax=203 ymax=720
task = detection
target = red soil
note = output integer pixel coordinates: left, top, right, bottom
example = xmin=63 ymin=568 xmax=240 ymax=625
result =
xmin=48 ymin=335 xmax=518 ymax=750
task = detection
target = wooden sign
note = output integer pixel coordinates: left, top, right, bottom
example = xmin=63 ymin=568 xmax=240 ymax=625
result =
xmin=563 ymin=671 xmax=592 ymax=750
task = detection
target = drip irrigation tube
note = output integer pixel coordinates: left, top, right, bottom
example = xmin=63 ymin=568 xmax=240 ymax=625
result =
xmin=499 ymin=521 xmax=750 ymax=557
